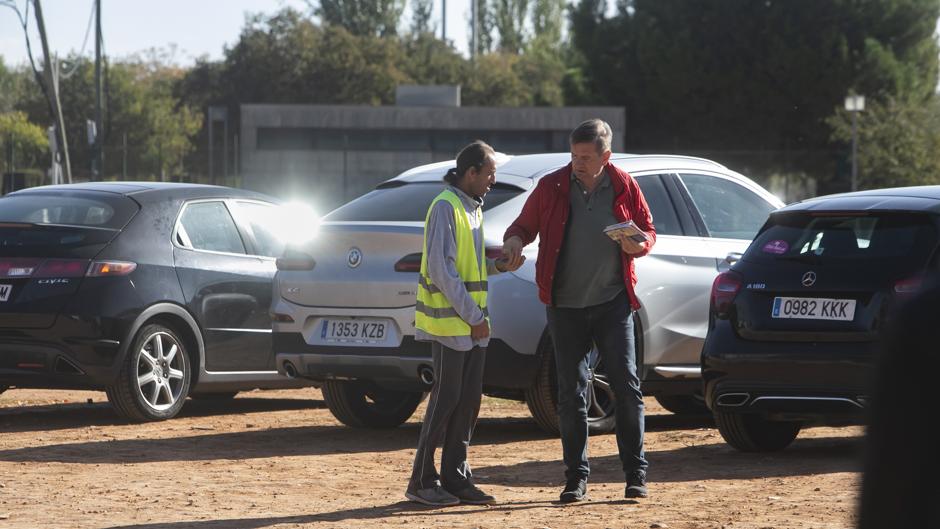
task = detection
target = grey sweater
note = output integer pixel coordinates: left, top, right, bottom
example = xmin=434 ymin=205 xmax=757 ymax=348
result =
xmin=415 ymin=185 xmax=501 ymax=351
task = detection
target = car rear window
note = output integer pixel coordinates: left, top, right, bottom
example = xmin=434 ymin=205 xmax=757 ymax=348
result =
xmin=326 ymin=182 xmax=524 ymax=222
xmin=743 ymin=212 xmax=938 ymax=264
xmin=0 ymin=192 xmax=139 ymax=230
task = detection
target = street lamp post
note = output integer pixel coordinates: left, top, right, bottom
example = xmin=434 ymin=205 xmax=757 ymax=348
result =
xmin=845 ymin=94 xmax=865 ymax=192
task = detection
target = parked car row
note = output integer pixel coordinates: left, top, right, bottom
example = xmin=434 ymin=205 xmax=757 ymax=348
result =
xmin=3 ymin=160 xmax=933 ymax=455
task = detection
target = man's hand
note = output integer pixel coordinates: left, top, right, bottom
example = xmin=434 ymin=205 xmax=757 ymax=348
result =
xmin=495 ymin=255 xmax=526 ymax=272
xmin=501 ymin=236 xmax=526 ymax=270
xmin=619 ymin=237 xmax=647 ymax=256
xmin=470 ymin=320 xmax=490 ymax=340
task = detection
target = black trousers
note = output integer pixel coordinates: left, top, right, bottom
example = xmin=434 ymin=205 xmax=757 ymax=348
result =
xmin=408 ymin=343 xmax=486 ymax=491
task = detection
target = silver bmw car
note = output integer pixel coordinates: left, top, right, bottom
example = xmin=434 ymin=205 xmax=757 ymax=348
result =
xmin=271 ymin=153 xmax=784 ymax=433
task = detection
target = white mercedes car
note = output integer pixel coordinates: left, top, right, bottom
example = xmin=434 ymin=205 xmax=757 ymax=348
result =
xmin=271 ymin=153 xmax=784 ymax=433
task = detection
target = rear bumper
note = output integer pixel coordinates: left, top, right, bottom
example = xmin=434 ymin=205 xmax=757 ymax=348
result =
xmin=273 ymin=332 xmax=541 ymax=393
xmin=0 ymin=330 xmax=125 ymax=389
xmin=274 ymin=332 xmax=432 ymax=391
xmin=702 ymin=320 xmax=875 ymax=422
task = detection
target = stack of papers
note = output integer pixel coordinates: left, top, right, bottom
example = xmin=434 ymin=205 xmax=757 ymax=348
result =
xmin=604 ymin=220 xmax=649 ymax=244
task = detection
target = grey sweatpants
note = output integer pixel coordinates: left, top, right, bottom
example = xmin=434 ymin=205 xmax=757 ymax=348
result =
xmin=408 ymin=343 xmax=486 ymax=491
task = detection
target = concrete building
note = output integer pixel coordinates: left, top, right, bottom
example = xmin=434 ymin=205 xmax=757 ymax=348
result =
xmin=238 ymin=102 xmax=625 ymax=211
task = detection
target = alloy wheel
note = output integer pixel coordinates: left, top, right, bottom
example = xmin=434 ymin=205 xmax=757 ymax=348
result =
xmin=135 ymin=331 xmax=186 ymax=411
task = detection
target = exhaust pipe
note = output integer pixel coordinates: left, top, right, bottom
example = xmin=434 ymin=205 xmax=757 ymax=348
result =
xmin=716 ymin=392 xmax=750 ymax=407
xmin=283 ymin=361 xmax=298 ymax=378
xmin=418 ymin=365 xmax=434 ymax=386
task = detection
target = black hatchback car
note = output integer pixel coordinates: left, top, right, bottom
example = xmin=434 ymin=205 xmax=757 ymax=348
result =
xmin=702 ymin=186 xmax=940 ymax=451
xmin=0 ymin=182 xmax=314 ymax=421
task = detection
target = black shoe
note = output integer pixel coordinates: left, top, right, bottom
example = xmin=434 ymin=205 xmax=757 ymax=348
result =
xmin=559 ymin=477 xmax=587 ymax=503
xmin=625 ymin=470 xmax=648 ymax=499
xmin=447 ymin=483 xmax=496 ymax=505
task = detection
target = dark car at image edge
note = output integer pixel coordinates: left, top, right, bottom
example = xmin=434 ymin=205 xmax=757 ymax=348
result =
xmin=702 ymin=185 xmax=940 ymax=451
xmin=0 ymin=182 xmax=314 ymax=421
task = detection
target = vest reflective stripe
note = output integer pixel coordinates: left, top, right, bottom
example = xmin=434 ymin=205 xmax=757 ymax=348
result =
xmin=415 ymin=189 xmax=488 ymax=337
xmin=418 ymin=275 xmax=488 ymax=295
xmin=416 ymin=301 xmax=489 ymax=319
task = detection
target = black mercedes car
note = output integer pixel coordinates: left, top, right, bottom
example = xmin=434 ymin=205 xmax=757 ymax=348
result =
xmin=702 ymin=185 xmax=940 ymax=451
xmin=0 ymin=182 xmax=316 ymax=421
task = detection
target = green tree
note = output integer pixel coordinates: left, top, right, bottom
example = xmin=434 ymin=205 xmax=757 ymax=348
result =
xmin=17 ymin=54 xmax=203 ymax=181
xmin=400 ymin=33 xmax=467 ymax=86
xmin=469 ymin=0 xmax=495 ymax=55
xmin=828 ymin=97 xmax=940 ymax=189
xmin=518 ymin=39 xmax=566 ymax=106
xmin=531 ymin=0 xmax=565 ymax=46
xmin=309 ymin=0 xmax=404 ymax=37
xmin=493 ymin=0 xmax=529 ymax=53
xmin=0 ymin=111 xmax=49 ymax=174
xmin=410 ymin=0 xmax=435 ymax=35
xmin=0 ymin=60 xmax=30 ymax=114
xmin=570 ymin=0 xmax=940 ymax=190
xmin=462 ymin=53 xmax=529 ymax=106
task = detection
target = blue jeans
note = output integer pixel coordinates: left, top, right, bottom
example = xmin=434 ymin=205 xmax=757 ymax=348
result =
xmin=547 ymin=290 xmax=648 ymax=480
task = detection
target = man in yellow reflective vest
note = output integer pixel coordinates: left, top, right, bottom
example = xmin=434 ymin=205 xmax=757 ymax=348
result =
xmin=406 ymin=141 xmax=524 ymax=507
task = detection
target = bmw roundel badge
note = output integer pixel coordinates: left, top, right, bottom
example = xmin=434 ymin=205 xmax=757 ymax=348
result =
xmin=347 ymin=247 xmax=363 ymax=268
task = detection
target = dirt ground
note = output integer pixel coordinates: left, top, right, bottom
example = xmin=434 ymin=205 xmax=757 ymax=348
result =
xmin=0 ymin=387 xmax=862 ymax=529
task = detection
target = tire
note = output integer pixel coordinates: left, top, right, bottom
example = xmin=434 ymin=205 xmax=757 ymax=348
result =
xmin=106 ymin=322 xmax=192 ymax=422
xmin=714 ymin=410 xmax=801 ymax=452
xmin=655 ymin=394 xmax=710 ymax=415
xmin=190 ymin=392 xmax=239 ymax=400
xmin=525 ymin=333 xmax=617 ymax=435
xmin=321 ymin=379 xmax=423 ymax=428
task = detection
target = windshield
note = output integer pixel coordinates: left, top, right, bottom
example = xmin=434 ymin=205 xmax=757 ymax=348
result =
xmin=743 ymin=212 xmax=938 ymax=265
xmin=0 ymin=192 xmax=139 ymax=230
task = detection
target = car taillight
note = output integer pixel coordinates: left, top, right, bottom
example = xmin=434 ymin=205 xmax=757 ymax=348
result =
xmin=893 ymin=276 xmax=923 ymax=296
xmin=0 ymin=258 xmax=137 ymax=278
xmin=0 ymin=258 xmax=43 ymax=278
xmin=710 ymin=271 xmax=742 ymax=318
xmin=86 ymin=261 xmax=137 ymax=277
xmin=394 ymin=253 xmax=422 ymax=273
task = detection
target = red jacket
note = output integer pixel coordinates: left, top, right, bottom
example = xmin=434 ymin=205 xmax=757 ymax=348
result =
xmin=503 ymin=162 xmax=656 ymax=310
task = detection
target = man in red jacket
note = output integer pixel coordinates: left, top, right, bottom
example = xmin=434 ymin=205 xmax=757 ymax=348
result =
xmin=502 ymin=119 xmax=656 ymax=502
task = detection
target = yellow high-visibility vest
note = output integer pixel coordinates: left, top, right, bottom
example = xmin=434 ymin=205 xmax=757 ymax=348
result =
xmin=415 ymin=189 xmax=488 ymax=337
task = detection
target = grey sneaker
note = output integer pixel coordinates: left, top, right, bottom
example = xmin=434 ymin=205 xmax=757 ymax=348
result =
xmin=625 ymin=470 xmax=648 ymax=499
xmin=447 ymin=483 xmax=496 ymax=505
xmin=559 ymin=477 xmax=587 ymax=503
xmin=405 ymin=485 xmax=460 ymax=507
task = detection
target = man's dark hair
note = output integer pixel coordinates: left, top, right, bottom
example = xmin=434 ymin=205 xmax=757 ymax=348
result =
xmin=444 ymin=140 xmax=495 ymax=185
xmin=569 ymin=119 xmax=613 ymax=154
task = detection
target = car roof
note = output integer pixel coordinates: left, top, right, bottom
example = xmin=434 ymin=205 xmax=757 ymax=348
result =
xmin=779 ymin=185 xmax=940 ymax=214
xmin=389 ymin=153 xmax=731 ymax=189
xmin=8 ymin=181 xmax=275 ymax=202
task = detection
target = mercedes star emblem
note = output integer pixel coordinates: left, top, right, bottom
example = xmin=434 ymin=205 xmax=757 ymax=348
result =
xmin=801 ymin=271 xmax=817 ymax=287
xmin=347 ymin=247 xmax=363 ymax=268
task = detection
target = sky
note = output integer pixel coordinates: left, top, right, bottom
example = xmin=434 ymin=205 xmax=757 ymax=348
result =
xmin=0 ymin=0 xmax=472 ymax=68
